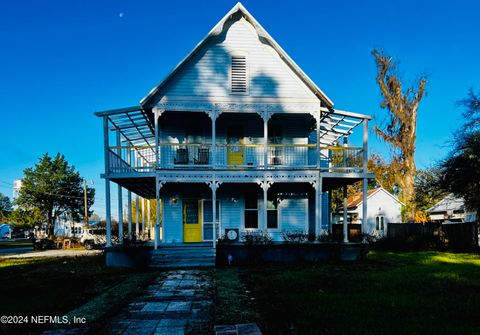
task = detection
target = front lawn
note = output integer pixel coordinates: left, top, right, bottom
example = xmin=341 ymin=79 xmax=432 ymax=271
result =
xmin=216 ymin=251 xmax=480 ymax=335
xmin=0 ymin=255 xmax=157 ymax=334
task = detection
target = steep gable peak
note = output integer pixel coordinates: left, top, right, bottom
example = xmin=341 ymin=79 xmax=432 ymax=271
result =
xmin=141 ymin=2 xmax=333 ymax=108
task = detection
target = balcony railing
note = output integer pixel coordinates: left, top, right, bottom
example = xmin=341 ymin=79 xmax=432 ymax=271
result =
xmin=106 ymin=144 xmax=364 ymax=174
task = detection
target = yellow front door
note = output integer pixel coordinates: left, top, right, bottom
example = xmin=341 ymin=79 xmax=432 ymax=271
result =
xmin=227 ymin=126 xmax=244 ymax=165
xmin=183 ymin=200 xmax=202 ymax=242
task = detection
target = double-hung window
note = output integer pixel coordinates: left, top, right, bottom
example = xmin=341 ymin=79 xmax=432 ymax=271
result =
xmin=244 ymin=192 xmax=258 ymax=229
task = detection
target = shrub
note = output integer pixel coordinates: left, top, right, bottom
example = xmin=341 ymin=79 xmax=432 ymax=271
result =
xmin=241 ymin=230 xmax=273 ymax=245
xmin=34 ymin=238 xmax=54 ymax=250
xmin=317 ymin=230 xmax=332 ymax=242
xmin=217 ymin=234 xmax=229 ymax=245
xmin=281 ymin=230 xmax=308 ymax=244
xmin=361 ymin=230 xmax=384 ymax=244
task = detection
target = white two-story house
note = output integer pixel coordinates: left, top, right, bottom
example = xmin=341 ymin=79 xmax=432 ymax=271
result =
xmin=96 ymin=3 xmax=374 ymax=248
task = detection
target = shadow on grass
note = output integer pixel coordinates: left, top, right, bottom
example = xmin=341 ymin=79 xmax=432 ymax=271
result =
xmin=216 ymin=251 xmax=480 ymax=335
xmin=0 ymin=255 xmax=158 ymax=335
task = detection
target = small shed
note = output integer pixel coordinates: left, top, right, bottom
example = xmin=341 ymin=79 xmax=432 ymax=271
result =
xmin=336 ymin=187 xmax=404 ymax=235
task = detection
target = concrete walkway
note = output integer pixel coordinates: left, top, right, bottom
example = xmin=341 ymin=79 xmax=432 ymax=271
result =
xmin=0 ymin=249 xmax=102 ymax=259
xmin=105 ymin=270 xmax=213 ymax=335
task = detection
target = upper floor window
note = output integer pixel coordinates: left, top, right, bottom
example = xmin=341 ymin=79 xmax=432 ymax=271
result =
xmin=231 ymin=55 xmax=247 ymax=94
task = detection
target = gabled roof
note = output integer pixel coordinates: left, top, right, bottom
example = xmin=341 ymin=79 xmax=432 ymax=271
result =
xmin=427 ymin=194 xmax=465 ymax=213
xmin=347 ymin=187 xmax=405 ymax=209
xmin=140 ymin=2 xmax=334 ymax=108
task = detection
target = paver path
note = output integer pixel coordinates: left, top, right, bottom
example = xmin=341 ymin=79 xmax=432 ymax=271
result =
xmin=104 ymin=270 xmax=213 ymax=335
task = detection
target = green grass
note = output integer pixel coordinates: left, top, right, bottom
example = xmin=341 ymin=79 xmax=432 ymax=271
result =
xmin=0 ymin=255 xmax=157 ymax=334
xmin=217 ymin=251 xmax=480 ymax=335
xmin=215 ymin=268 xmax=260 ymax=325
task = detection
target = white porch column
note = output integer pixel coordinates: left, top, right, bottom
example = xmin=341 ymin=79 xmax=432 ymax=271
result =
xmin=154 ymin=108 xmax=163 ymax=169
xmin=362 ymin=178 xmax=368 ymax=234
xmin=316 ymin=112 xmax=321 ymax=169
xmin=343 ymin=185 xmax=349 ymax=243
xmin=141 ymin=197 xmax=145 ymax=235
xmin=212 ymin=181 xmax=217 ymax=248
xmin=154 ymin=178 xmax=163 ymax=249
xmin=135 ymin=195 xmax=140 ymax=238
xmin=363 ymin=119 xmax=368 ymax=173
xmin=208 ymin=110 xmax=217 ymax=168
xmin=208 ymin=180 xmax=220 ymax=248
xmin=147 ymin=199 xmax=151 ymax=239
xmin=315 ymin=175 xmax=323 ymax=236
xmin=126 ymin=141 xmax=132 ymax=240
xmin=105 ymin=179 xmax=112 ymax=247
xmin=118 ymin=185 xmax=123 ymax=243
xmin=103 ymin=116 xmax=112 ymax=247
xmin=362 ymin=118 xmax=369 ymax=234
xmin=262 ymin=112 xmax=271 ymax=168
xmin=262 ymin=180 xmax=270 ymax=230
xmin=127 ymin=191 xmax=132 ymax=239
xmin=116 ymin=131 xmax=123 ymax=243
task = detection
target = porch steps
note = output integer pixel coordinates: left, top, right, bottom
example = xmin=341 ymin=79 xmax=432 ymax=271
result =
xmin=149 ymin=245 xmax=216 ymax=268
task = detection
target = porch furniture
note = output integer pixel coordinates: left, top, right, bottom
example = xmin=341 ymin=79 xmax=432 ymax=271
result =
xmin=174 ymin=148 xmax=189 ymax=165
xmin=194 ymin=148 xmax=210 ymax=165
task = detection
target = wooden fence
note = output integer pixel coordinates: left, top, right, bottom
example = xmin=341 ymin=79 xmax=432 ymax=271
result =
xmin=386 ymin=222 xmax=479 ymax=250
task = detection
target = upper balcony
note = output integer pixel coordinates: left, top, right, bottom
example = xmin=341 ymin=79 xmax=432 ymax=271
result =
xmin=97 ymin=107 xmax=370 ymax=176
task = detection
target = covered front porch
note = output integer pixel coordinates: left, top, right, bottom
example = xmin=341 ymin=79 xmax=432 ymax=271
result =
xmin=103 ymin=172 xmax=373 ymax=249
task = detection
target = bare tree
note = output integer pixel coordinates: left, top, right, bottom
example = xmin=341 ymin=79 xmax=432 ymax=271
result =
xmin=372 ymin=49 xmax=427 ymax=221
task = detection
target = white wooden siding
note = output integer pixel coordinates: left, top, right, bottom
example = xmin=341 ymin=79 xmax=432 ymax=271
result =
xmin=160 ymin=18 xmax=317 ymax=100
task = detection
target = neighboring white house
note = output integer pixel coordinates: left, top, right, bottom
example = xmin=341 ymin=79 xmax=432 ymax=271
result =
xmin=427 ymin=194 xmax=477 ymax=223
xmin=336 ymin=187 xmax=403 ymax=235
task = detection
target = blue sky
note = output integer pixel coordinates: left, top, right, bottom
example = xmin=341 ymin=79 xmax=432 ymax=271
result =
xmin=0 ymin=0 xmax=479 ymax=218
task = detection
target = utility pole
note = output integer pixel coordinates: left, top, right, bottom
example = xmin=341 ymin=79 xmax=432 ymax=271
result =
xmin=83 ymin=179 xmax=89 ymax=228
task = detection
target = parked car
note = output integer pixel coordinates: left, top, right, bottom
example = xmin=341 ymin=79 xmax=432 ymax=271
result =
xmin=80 ymin=228 xmax=117 ymax=249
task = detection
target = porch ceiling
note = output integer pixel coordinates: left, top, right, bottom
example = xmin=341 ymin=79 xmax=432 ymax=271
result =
xmin=94 ymin=106 xmax=368 ymax=147
xmin=110 ymin=176 xmax=156 ymax=199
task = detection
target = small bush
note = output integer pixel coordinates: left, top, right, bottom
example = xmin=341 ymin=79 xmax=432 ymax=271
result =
xmin=281 ymin=230 xmax=308 ymax=244
xmin=34 ymin=238 xmax=55 ymax=250
xmin=241 ymin=230 xmax=273 ymax=245
xmin=361 ymin=230 xmax=384 ymax=244
xmin=217 ymin=234 xmax=229 ymax=245
xmin=317 ymin=230 xmax=332 ymax=242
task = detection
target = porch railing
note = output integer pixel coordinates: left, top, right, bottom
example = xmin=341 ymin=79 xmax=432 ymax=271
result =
xmin=106 ymin=144 xmax=365 ymax=173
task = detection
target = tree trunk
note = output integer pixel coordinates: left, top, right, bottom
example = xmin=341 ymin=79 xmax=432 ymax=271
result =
xmin=47 ymin=210 xmax=54 ymax=240
xmin=401 ymin=150 xmax=417 ymax=222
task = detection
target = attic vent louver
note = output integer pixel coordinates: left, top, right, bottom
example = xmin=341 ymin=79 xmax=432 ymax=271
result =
xmin=231 ymin=56 xmax=247 ymax=94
